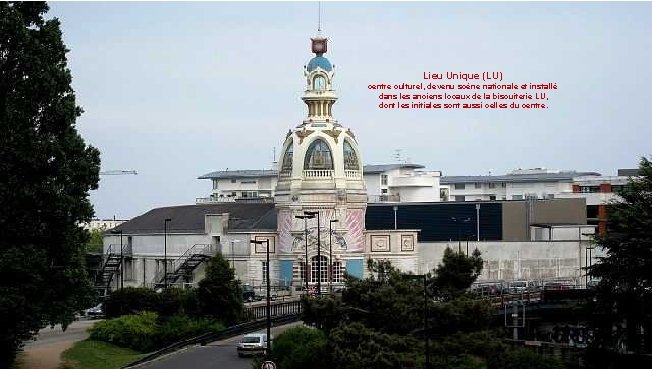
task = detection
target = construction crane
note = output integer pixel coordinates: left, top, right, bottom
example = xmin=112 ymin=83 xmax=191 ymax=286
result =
xmin=99 ymin=170 xmax=138 ymax=176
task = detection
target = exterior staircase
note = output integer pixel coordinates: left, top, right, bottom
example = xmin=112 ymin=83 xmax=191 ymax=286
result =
xmin=155 ymin=244 xmax=215 ymax=288
xmin=94 ymin=244 xmax=122 ymax=298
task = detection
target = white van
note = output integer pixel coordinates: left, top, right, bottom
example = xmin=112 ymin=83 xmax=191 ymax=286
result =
xmin=236 ymin=333 xmax=271 ymax=357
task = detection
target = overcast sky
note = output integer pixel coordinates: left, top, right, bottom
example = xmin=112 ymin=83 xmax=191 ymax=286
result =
xmin=48 ymin=1 xmax=652 ymax=219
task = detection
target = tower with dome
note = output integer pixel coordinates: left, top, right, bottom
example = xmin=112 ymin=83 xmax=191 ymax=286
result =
xmin=274 ymin=34 xmax=369 ymax=288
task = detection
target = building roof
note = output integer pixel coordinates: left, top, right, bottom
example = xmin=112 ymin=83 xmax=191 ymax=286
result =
xmin=363 ymin=163 xmax=426 ymax=174
xmin=112 ymin=203 xmax=277 ymax=234
xmin=617 ymin=168 xmax=639 ymax=177
xmin=199 ymin=164 xmax=428 ymax=179
xmin=198 ymin=169 xmax=278 ymax=180
xmin=307 ymin=56 xmax=332 ymax=72
xmin=441 ymin=171 xmax=601 ymax=185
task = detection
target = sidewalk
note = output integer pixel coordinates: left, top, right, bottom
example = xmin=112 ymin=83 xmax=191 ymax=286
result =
xmin=20 ymin=340 xmax=76 ymax=369
xmin=19 ymin=319 xmax=96 ymax=369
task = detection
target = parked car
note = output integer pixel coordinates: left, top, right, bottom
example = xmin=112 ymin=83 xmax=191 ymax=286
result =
xmin=81 ymin=303 xmax=104 ymax=318
xmin=236 ymin=333 xmax=271 ymax=357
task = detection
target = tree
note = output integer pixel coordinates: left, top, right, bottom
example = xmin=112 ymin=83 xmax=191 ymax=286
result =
xmin=271 ymin=326 xmax=329 ymax=369
xmin=86 ymin=228 xmax=104 ymax=253
xmin=196 ymin=253 xmax=243 ymax=325
xmin=430 ymin=247 xmax=483 ymax=300
xmin=588 ymin=157 xmax=652 ymax=354
xmin=0 ymin=2 xmax=100 ymax=366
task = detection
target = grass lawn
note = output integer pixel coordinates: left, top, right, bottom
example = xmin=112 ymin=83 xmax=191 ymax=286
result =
xmin=60 ymin=340 xmax=145 ymax=369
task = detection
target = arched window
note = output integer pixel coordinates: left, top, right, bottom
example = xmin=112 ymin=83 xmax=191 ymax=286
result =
xmin=313 ymin=76 xmax=326 ymax=91
xmin=343 ymin=140 xmax=360 ymax=170
xmin=304 ymin=139 xmax=333 ymax=170
xmin=311 ymin=255 xmax=328 ymax=283
xmin=281 ymin=142 xmax=293 ymax=173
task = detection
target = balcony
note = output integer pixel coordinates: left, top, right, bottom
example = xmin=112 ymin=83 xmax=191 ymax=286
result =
xmin=368 ymin=194 xmax=401 ymax=203
xmin=345 ymin=170 xmax=362 ymax=179
xmin=303 ymin=170 xmax=334 ymax=179
xmin=390 ymin=175 xmax=436 ymax=187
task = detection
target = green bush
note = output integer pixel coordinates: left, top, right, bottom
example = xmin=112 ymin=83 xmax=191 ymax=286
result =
xmin=156 ymin=314 xmax=224 ymax=347
xmin=103 ymin=287 xmax=199 ymax=319
xmin=272 ymin=326 xmax=328 ymax=369
xmin=103 ymin=288 xmax=159 ymax=319
xmin=89 ymin=312 xmax=225 ymax=352
xmin=89 ymin=312 xmax=159 ymax=352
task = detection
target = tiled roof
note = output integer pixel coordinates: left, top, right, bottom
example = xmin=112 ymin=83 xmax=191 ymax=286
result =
xmin=198 ymin=170 xmax=278 ymax=180
xmin=112 ymin=203 xmax=277 ymax=234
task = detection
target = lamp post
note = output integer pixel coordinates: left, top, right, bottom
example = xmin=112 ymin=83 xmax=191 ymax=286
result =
xmin=251 ymin=239 xmax=271 ymax=357
xmin=466 ymin=234 xmax=475 ymax=256
xmin=164 ymin=218 xmax=171 ymax=289
xmin=329 ymin=219 xmax=339 ymax=293
xmin=404 ymin=274 xmax=429 ymax=368
xmin=451 ymin=217 xmax=470 ymax=253
xmin=582 ymin=232 xmax=595 ymax=287
xmin=110 ymin=229 xmax=123 ymax=290
xmin=295 ymin=214 xmax=315 ymax=293
xmin=230 ymin=240 xmax=241 ymax=272
xmin=304 ymin=211 xmax=321 ymax=296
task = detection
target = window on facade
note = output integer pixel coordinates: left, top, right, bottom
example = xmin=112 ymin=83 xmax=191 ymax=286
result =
xmin=454 ymin=183 xmax=465 ymax=190
xmin=512 ymin=195 xmax=523 ymax=200
xmin=488 ymin=183 xmax=496 ymax=189
xmin=454 ymin=195 xmax=465 ymax=202
xmin=311 ymin=256 xmax=328 ymax=283
xmin=262 ymin=261 xmax=268 ymax=284
xmin=332 ymin=261 xmax=344 ymax=283
xmin=489 ymin=195 xmax=496 ymax=201
xmin=293 ymin=262 xmax=306 ymax=281
xmin=580 ymin=186 xmax=600 ymax=193
xmin=230 ymin=192 xmax=237 ymax=197
xmin=381 ymin=189 xmax=388 ymax=194
xmin=343 ymin=140 xmax=360 ymax=170
xmin=213 ymin=180 xmax=219 ymax=190
xmin=313 ymin=76 xmax=326 ymax=91
xmin=241 ymin=180 xmax=256 ymax=184
xmin=231 ymin=178 xmax=237 ymax=183
xmin=475 ymin=183 xmax=481 ymax=189
xmin=381 ymin=175 xmax=388 ymax=185
xmin=241 ymin=191 xmax=258 ymax=198
xmin=501 ymin=183 xmax=506 ymax=188
xmin=304 ymin=139 xmax=333 ymax=170
xmin=281 ymin=143 xmax=293 ymax=173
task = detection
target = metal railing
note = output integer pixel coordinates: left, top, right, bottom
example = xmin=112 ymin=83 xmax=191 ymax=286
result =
xmin=154 ymin=243 xmax=215 ymax=284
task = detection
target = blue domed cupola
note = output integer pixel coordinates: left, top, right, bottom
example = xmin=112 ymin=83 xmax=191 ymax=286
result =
xmin=307 ymin=56 xmax=332 ymax=72
xmin=302 ymin=36 xmax=337 ymax=121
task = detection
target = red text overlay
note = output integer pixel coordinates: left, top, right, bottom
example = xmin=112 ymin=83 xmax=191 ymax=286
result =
xmin=369 ymin=72 xmax=557 ymax=110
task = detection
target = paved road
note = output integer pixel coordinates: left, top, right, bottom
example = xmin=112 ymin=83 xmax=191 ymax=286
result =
xmin=141 ymin=322 xmax=303 ymax=369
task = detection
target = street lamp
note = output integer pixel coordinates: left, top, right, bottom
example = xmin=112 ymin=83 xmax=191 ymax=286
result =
xmin=230 ymin=239 xmax=241 ymax=272
xmin=110 ymin=229 xmax=123 ymax=290
xmin=451 ymin=217 xmax=470 ymax=253
xmin=466 ymin=234 xmax=475 ymax=256
xmin=403 ymin=274 xmax=429 ymax=368
xmin=164 ymin=218 xmax=171 ymax=289
xmin=251 ymin=239 xmax=271 ymax=357
xmin=304 ymin=211 xmax=321 ymax=296
xmin=295 ymin=214 xmax=315 ymax=293
xmin=329 ymin=219 xmax=339 ymax=293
